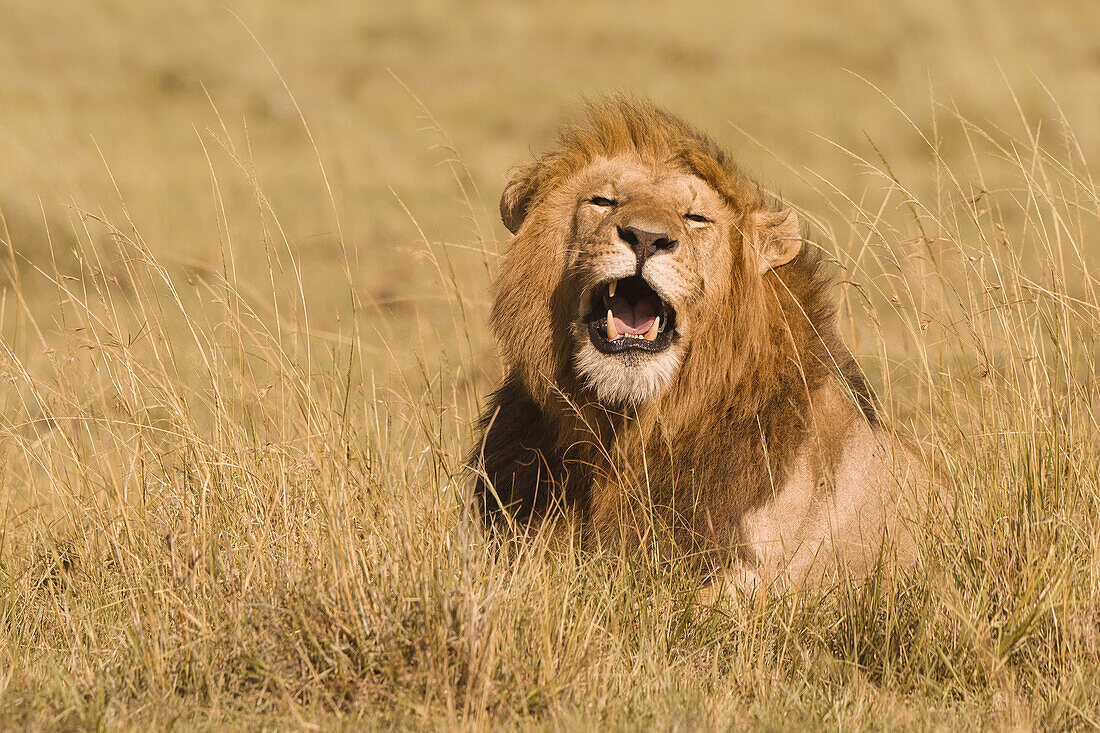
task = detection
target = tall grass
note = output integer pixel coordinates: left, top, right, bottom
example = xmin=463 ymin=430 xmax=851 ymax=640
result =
xmin=0 ymin=88 xmax=1097 ymax=729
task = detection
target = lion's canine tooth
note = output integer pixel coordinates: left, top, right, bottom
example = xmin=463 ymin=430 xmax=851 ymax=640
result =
xmin=608 ymin=280 xmax=617 ymax=298
xmin=644 ymin=316 xmax=660 ymax=341
xmin=606 ymin=309 xmax=619 ymax=340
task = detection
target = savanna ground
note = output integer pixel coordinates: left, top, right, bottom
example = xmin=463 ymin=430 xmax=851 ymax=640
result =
xmin=1 ymin=1 xmax=1098 ymax=729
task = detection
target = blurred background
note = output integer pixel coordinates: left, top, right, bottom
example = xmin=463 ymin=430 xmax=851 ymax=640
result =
xmin=1 ymin=0 xmax=1098 ymax=437
xmin=3 ymin=1 xmax=1098 ymax=342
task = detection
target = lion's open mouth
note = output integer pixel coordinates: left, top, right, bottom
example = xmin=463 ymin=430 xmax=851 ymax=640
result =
xmin=584 ymin=275 xmax=677 ymax=354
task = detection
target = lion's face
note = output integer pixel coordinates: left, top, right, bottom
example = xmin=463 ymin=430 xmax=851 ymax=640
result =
xmin=493 ymin=119 xmax=801 ymax=410
xmin=567 ymin=158 xmax=732 ymax=404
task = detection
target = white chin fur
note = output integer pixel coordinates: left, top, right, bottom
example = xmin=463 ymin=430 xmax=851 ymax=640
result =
xmin=573 ymin=339 xmax=683 ymax=405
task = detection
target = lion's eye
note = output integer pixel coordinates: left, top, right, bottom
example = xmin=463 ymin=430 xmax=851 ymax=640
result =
xmin=684 ymin=213 xmax=710 ymax=224
xmin=589 ymin=196 xmax=617 ymax=208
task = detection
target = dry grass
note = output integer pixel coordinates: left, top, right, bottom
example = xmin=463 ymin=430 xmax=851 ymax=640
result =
xmin=1 ymin=2 xmax=1099 ymax=730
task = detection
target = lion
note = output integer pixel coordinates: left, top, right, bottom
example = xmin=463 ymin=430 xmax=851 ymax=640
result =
xmin=471 ymin=98 xmax=936 ymax=593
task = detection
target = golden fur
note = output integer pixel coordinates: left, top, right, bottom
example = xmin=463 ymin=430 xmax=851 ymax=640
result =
xmin=472 ymin=98 xmax=933 ymax=590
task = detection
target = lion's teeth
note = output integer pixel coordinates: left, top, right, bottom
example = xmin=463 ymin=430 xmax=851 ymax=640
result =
xmin=608 ymin=280 xmax=617 ymax=298
xmin=606 ymin=309 xmax=619 ymax=340
xmin=644 ymin=316 xmax=660 ymax=341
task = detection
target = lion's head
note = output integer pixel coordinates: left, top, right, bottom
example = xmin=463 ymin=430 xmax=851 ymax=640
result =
xmin=491 ymin=99 xmax=804 ymax=408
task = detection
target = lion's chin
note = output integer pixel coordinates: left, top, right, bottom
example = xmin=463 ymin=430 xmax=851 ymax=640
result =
xmin=573 ymin=339 xmax=684 ymax=406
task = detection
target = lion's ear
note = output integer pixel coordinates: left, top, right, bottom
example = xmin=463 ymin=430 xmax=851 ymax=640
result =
xmin=500 ymin=162 xmax=540 ymax=234
xmin=750 ymin=208 xmax=802 ymax=273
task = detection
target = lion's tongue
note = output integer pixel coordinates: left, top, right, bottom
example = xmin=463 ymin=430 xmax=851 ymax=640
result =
xmin=610 ymin=295 xmax=658 ymax=336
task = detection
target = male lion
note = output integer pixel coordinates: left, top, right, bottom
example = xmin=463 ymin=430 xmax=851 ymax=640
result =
xmin=471 ymin=98 xmax=934 ymax=591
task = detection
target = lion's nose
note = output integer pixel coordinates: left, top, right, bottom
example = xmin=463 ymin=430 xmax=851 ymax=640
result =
xmin=617 ymin=224 xmax=678 ymax=264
